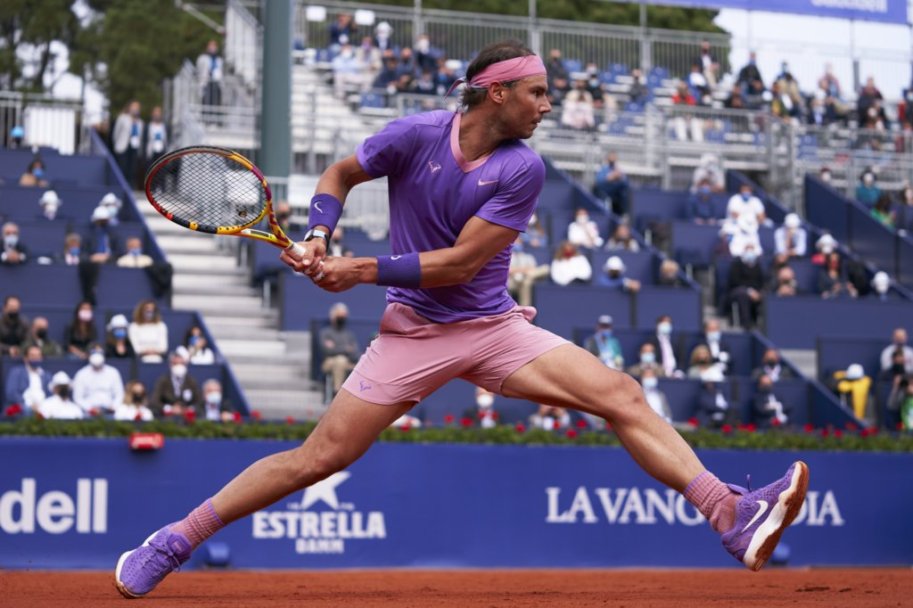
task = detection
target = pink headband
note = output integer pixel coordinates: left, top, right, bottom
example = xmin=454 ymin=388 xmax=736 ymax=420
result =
xmin=446 ymin=55 xmax=547 ymax=97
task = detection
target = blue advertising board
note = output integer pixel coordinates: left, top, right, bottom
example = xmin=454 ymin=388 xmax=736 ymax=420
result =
xmin=0 ymin=438 xmax=910 ymax=570
xmin=643 ymin=0 xmax=907 ymax=24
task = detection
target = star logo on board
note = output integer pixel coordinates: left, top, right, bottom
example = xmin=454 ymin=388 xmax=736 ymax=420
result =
xmin=299 ymin=471 xmax=351 ymax=510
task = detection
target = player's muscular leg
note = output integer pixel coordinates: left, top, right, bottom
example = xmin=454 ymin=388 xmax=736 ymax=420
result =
xmin=501 ymin=344 xmax=704 ymax=492
xmin=210 ymin=391 xmax=413 ymax=522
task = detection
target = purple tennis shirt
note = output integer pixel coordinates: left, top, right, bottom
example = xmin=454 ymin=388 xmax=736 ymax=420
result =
xmin=356 ymin=110 xmax=545 ymax=323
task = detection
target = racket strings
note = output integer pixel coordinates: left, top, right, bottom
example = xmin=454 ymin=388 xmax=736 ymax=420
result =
xmin=148 ymin=152 xmax=267 ymax=231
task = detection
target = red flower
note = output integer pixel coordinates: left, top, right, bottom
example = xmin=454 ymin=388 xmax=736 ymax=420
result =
xmin=737 ymin=423 xmax=749 ymax=432
xmin=285 ymin=416 xmax=295 ymax=425
xmin=721 ymin=424 xmax=733 ymax=434
xmin=4 ymin=404 xmax=23 ymax=417
xmin=820 ymin=428 xmax=830 ymax=438
xmin=897 ymin=422 xmax=906 ymax=431
xmin=398 ymin=423 xmax=411 ymax=432
xmin=575 ymin=419 xmax=588 ymax=429
xmin=514 ymin=422 xmax=526 ymax=434
xmin=803 ymin=423 xmax=815 ymax=434
xmin=771 ymin=418 xmax=782 ymax=427
xmin=460 ymin=417 xmax=473 ymax=428
xmin=443 ymin=414 xmax=455 ymax=425
xmin=687 ymin=417 xmax=699 ymax=427
xmin=845 ymin=421 xmax=858 ymax=432
xmin=183 ymin=409 xmax=196 ymax=424
xmin=565 ymin=428 xmax=578 ymax=439
xmin=746 ymin=423 xmax=757 ymax=432
xmin=251 ymin=410 xmax=262 ymax=421
xmin=232 ymin=411 xmax=243 ymax=424
xmin=134 ymin=413 xmax=142 ymax=422
xmin=833 ymin=429 xmax=843 ymax=438
xmin=604 ymin=422 xmax=613 ymax=431
xmin=88 ymin=407 xmax=100 ymax=418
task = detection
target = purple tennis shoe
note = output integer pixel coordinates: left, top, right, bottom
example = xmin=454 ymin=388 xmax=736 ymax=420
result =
xmin=722 ymin=461 xmax=809 ymax=571
xmin=114 ymin=524 xmax=192 ymax=598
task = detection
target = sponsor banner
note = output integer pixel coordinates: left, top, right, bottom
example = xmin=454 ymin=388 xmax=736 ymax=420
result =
xmin=644 ymin=0 xmax=907 ymax=24
xmin=0 ymin=438 xmax=910 ymax=569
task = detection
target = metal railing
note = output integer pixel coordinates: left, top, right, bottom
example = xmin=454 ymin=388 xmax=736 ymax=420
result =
xmin=225 ymin=0 xmax=262 ymax=87
xmin=0 ymin=91 xmax=87 ymax=154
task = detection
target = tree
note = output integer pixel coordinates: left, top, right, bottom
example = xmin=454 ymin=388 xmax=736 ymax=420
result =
xmin=0 ymin=0 xmax=81 ymax=93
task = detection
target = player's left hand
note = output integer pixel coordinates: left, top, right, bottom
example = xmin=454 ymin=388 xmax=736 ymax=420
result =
xmin=310 ymin=257 xmax=362 ymax=293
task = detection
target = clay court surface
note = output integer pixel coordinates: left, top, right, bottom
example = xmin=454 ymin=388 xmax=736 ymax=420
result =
xmin=2 ymin=568 xmax=912 ymax=607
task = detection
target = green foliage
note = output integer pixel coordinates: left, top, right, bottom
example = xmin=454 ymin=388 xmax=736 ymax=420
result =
xmin=2 ymin=418 xmax=912 ymax=452
xmin=0 ymin=0 xmax=81 ymax=92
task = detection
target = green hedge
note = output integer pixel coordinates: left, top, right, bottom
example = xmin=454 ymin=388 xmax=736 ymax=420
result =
xmin=1 ymin=418 xmax=912 ymax=452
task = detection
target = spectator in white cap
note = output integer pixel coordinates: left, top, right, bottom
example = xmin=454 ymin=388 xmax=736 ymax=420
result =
xmin=86 ymin=205 xmax=120 ymax=263
xmin=583 ymin=314 xmax=623 ymax=370
xmin=99 ymin=192 xmax=122 ymax=226
xmin=38 ymin=190 xmax=62 ymax=221
xmin=597 ymin=255 xmax=641 ymax=292
xmin=774 ymin=213 xmax=807 ymax=259
xmin=871 ymin=271 xmax=891 ymax=301
xmin=833 ymin=362 xmax=872 ymax=422
xmin=37 ymin=372 xmax=84 ymax=420
xmin=105 ymin=314 xmax=135 ymax=359
xmin=812 ymin=233 xmax=837 ymax=265
xmin=373 ymin=21 xmax=394 ymax=52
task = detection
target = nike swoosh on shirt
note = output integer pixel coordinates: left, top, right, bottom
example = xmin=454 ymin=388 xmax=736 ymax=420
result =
xmin=741 ymin=499 xmax=769 ymax=532
xmin=391 ymin=255 xmax=401 ymax=260
xmin=313 ymin=202 xmax=323 ymax=213
xmin=477 ymin=179 xmax=498 ymax=186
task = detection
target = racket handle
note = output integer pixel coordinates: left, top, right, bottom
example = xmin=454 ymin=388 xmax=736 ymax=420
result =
xmin=285 ymin=241 xmax=306 ymax=257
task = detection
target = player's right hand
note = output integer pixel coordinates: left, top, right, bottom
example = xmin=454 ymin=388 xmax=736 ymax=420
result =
xmin=280 ymin=239 xmax=326 ymax=276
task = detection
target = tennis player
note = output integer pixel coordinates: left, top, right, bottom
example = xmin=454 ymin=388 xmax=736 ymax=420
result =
xmin=115 ymin=40 xmax=808 ymax=598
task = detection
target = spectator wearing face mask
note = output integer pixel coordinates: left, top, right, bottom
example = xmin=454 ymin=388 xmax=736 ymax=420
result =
xmin=37 ymin=190 xmax=65 ymax=222
xmin=649 ymin=315 xmax=684 ymax=378
xmin=721 ymin=212 xmax=762 ymax=259
xmin=774 ymin=213 xmax=807 ymax=259
xmin=657 ymin=259 xmax=683 ymax=287
xmin=104 ymin=314 xmax=135 ymax=359
xmin=817 ymin=251 xmax=857 ymax=299
xmin=695 ymin=373 xmax=734 ymax=429
xmin=626 ymin=342 xmax=665 ymax=380
xmin=584 ymin=315 xmax=623 ymax=370
xmin=687 ymin=345 xmax=721 ymax=380
xmin=84 ymin=206 xmax=120 ymax=264
xmin=202 ymin=378 xmax=232 ymax=422
xmin=37 ymin=372 xmax=84 ymax=420
xmin=72 ymin=345 xmax=125 ymax=416
xmin=112 ymin=101 xmax=144 ymax=187
xmin=693 ymin=318 xmax=731 ymax=375
xmin=98 ymin=192 xmax=122 ymax=227
xmin=870 ymin=271 xmax=891 ymax=301
xmin=184 ymin=325 xmax=215 ymax=365
xmin=640 ymin=368 xmax=672 ymax=424
xmin=811 ymin=233 xmax=837 ymax=265
xmin=751 ymin=348 xmax=794 ymax=383
xmin=726 ymin=184 xmax=766 ymax=226
xmin=64 ymin=301 xmax=97 ymax=360
xmin=1 ymin=221 xmax=28 ymax=265
xmin=319 ymin=303 xmax=360 ymax=397
xmin=605 ymin=223 xmax=639 ymax=252
xmin=117 ymin=237 xmax=154 ymax=269
xmin=855 ymin=169 xmax=880 ymax=208
xmin=593 ymin=152 xmax=630 ymax=216
xmin=0 ymin=295 xmax=29 ymax=357
xmin=332 ymin=43 xmax=364 ymax=100
xmin=687 ymin=179 xmax=718 ymax=224
xmin=21 ymin=316 xmax=62 ymax=358
xmin=567 ymin=208 xmax=604 ymax=249
xmin=19 ymin=158 xmax=49 ymax=188
xmin=3 ymin=345 xmax=50 ymax=412
xmin=597 ymin=256 xmax=641 ymax=292
xmin=549 ymin=241 xmax=592 ymax=286
xmin=725 ymin=245 xmax=765 ymax=329
xmin=508 ymin=236 xmax=549 ymax=307
xmin=114 ymin=380 xmax=154 ymax=421
xmin=691 ymin=154 xmax=725 ymax=194
xmin=880 ymin=328 xmax=913 ymax=374
xmin=144 ymin=106 xmax=168 ymax=167
xmin=770 ymin=265 xmax=800 ymax=297
xmin=870 ymin=193 xmax=896 ymax=228
xmin=753 ymin=374 xmax=790 ymax=429
xmin=151 ymin=349 xmax=202 ymax=417
xmin=521 ymin=213 xmax=548 ymax=249
xmin=61 ymin=233 xmax=84 ymax=266
xmin=129 ymin=299 xmax=168 ymax=363
xmin=529 ymin=403 xmax=570 ymax=431
xmin=463 ymin=387 xmax=498 ymax=429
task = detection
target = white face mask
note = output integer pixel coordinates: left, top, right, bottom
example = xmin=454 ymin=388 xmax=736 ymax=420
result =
xmin=707 ymin=331 xmax=721 ymax=342
xmin=205 ymin=391 xmax=222 ymax=406
xmin=78 ymin=309 xmax=93 ymax=322
xmin=476 ymin=394 xmax=494 ymax=409
xmin=89 ymin=352 xmax=104 ymax=368
xmin=657 ymin=322 xmax=672 ymax=336
xmin=641 ymin=352 xmax=656 ymax=364
xmin=576 ymin=215 xmax=588 ymax=225
xmin=171 ymin=364 xmax=187 ymax=379
xmin=642 ymin=376 xmax=658 ymax=390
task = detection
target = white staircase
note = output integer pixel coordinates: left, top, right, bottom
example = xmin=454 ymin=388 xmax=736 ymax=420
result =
xmin=138 ymin=198 xmax=328 ymax=421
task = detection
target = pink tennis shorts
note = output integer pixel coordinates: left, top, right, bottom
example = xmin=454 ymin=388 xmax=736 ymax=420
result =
xmin=342 ymin=302 xmax=568 ymax=405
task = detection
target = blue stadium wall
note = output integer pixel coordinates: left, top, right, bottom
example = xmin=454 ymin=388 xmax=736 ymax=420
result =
xmin=0 ymin=438 xmax=910 ymax=569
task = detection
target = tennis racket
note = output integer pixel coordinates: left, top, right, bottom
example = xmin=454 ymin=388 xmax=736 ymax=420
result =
xmin=144 ymin=145 xmax=304 ymax=255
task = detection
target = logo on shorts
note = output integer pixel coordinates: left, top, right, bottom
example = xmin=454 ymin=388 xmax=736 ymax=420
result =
xmin=252 ymin=471 xmax=387 ymax=555
xmin=427 ymin=161 xmax=442 ymax=174
xmin=359 ymin=380 xmax=372 ymax=392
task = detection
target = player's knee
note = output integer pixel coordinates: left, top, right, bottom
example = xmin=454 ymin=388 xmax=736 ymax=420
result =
xmin=598 ymin=372 xmax=648 ymax=423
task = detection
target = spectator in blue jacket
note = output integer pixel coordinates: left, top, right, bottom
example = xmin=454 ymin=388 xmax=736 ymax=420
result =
xmin=4 ymin=344 xmax=50 ymax=411
xmin=687 ymin=180 xmax=718 ymax=224
xmin=855 ymin=168 xmax=881 ymax=208
xmin=592 ymin=151 xmax=630 ymax=216
xmin=583 ymin=315 xmax=624 ymax=370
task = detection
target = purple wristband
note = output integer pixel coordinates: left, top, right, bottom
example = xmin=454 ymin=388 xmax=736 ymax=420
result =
xmin=307 ymin=193 xmax=343 ymax=232
xmin=376 ymin=253 xmax=421 ymax=288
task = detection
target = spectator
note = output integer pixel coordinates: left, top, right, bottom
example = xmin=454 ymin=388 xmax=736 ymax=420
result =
xmin=104 ymin=314 xmax=135 ymax=359
xmin=688 ymin=345 xmax=720 ymax=380
xmin=774 ymin=213 xmax=807 ymax=258
xmin=583 ymin=63 xmax=605 ymax=109
xmin=150 ymin=349 xmax=202 ymax=418
xmin=753 ymin=374 xmax=790 ymax=429
xmin=628 ymin=68 xmax=648 ymax=105
xmin=521 ymin=213 xmax=548 ymax=249
xmin=736 ymin=51 xmax=765 ymax=103
xmin=626 ymin=342 xmax=665 ymax=379
xmin=395 ymin=47 xmax=417 ymax=85
xmin=657 ymin=259 xmax=683 ymax=287
xmin=72 ymin=345 xmax=125 ymax=416
xmin=605 ymin=223 xmax=639 ymax=252
xmin=63 ymin=301 xmax=97 ymax=360
xmin=771 ymin=265 xmax=799 ymax=297
xmin=687 ymin=181 xmax=718 ymax=224
xmin=871 ymin=193 xmax=896 ymax=228
xmin=373 ymin=51 xmax=401 ymax=93
xmin=691 ymin=153 xmax=725 ymax=193
xmin=818 ymin=62 xmax=842 ymax=100
xmin=696 ymin=40 xmax=718 ymax=86
xmin=726 ymin=183 xmax=766 ymax=226
xmin=434 ymin=58 xmax=458 ymax=97
xmin=687 ymin=63 xmax=711 ymax=105
xmin=98 ymin=192 xmax=122 ymax=226
xmin=129 ymin=299 xmax=168 ymax=363
xmin=373 ymin=21 xmax=394 ymax=53
xmin=751 ymin=348 xmax=794 ymax=382
xmin=817 ymin=251 xmax=857 ymax=299
xmin=414 ymin=34 xmax=438 ymax=74
xmin=856 ymin=76 xmax=883 ymax=124
xmin=61 ymin=233 xmax=83 ymax=266
xmin=329 ymin=12 xmax=355 ymax=48
xmin=1 ymin=295 xmax=29 ymax=357
xmin=356 ymin=36 xmax=382 ymax=86
xmin=196 ymin=40 xmax=223 ymax=113
xmin=184 ymin=325 xmax=215 ymax=365
xmin=508 ymin=237 xmax=549 ymax=307
xmin=144 ymin=106 xmax=168 ymax=167
xmin=202 ymin=378 xmax=232 ymax=422
xmin=583 ymin=314 xmax=623 ymax=370
xmin=35 ymin=372 xmax=83 ymax=420
xmin=811 ymin=233 xmax=837 ymax=265
xmin=113 ymin=380 xmax=154 ymax=421
xmin=597 ymin=255 xmax=641 ymax=293
xmin=871 ymin=271 xmax=891 ymax=301
xmin=22 ymin=316 xmax=62 ymax=358
xmin=725 ymin=244 xmax=765 ymax=329
xmin=112 ymin=101 xmax=143 ymax=187
xmin=832 ymin=363 xmax=872 ymax=422
xmin=651 ymin=315 xmax=682 ymax=378
xmin=592 ymin=152 xmax=630 ymax=216
xmin=560 ymin=76 xmax=596 ymax=130
xmin=880 ymin=328 xmax=913 ymax=374
xmin=880 ymin=348 xmax=908 ymax=384
xmin=3 ymin=345 xmax=50 ymax=412
xmin=545 ymin=49 xmax=570 ymax=105
xmin=85 ymin=206 xmax=120 ymax=264
xmin=1 ymin=221 xmax=27 ymax=265
xmin=117 ymin=236 xmax=154 ymax=269
xmin=332 ymin=43 xmax=365 ymax=99
xmin=529 ymin=404 xmax=570 ymax=431
xmin=889 ymin=374 xmax=913 ymax=430
xmin=640 ymin=368 xmax=672 ymax=423
xmin=855 ymin=168 xmax=880 ymax=208
xmin=695 ymin=374 xmax=733 ymax=429
xmin=725 ymin=83 xmax=746 ymax=110
xmin=38 ymin=190 xmax=63 ymax=221
xmin=319 ymin=303 xmax=359 ymax=396
xmin=550 ymin=241 xmax=592 ymax=286
xmin=411 ymin=70 xmax=436 ymax=95
xmin=19 ymin=158 xmax=49 ymax=188
xmin=567 ymin=208 xmax=603 ymax=249
xmin=671 ymin=81 xmax=702 ymax=141
xmin=9 ymin=124 xmax=24 ymax=148
xmin=464 ymin=387 xmax=498 ymax=429
xmin=694 ymin=318 xmax=731 ymax=375
xmin=721 ymin=212 xmax=762 ymax=259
